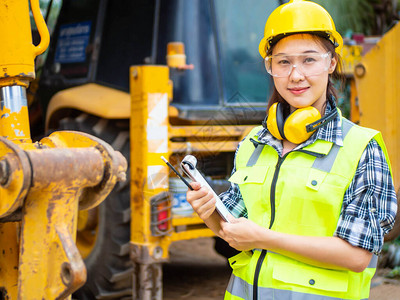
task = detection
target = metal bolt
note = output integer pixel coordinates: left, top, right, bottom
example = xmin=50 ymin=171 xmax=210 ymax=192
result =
xmin=0 ymin=160 xmax=10 ymax=186
xmin=153 ymin=247 xmax=163 ymax=260
xmin=132 ymin=68 xmax=138 ymax=79
xmin=61 ymin=262 xmax=72 ymax=286
xmin=117 ymin=171 xmax=126 ymax=182
xmin=354 ymin=63 xmax=366 ymax=78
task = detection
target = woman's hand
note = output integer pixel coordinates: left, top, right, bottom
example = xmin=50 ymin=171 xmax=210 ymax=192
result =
xmin=220 ymin=216 xmax=267 ymax=251
xmin=186 ymin=182 xmax=216 ymax=220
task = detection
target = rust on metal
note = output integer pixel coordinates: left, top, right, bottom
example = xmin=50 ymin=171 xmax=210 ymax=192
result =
xmin=0 ymin=129 xmax=126 ymax=299
xmin=26 ymin=148 xmax=104 ymax=188
xmin=41 ymin=131 xmax=128 ymax=210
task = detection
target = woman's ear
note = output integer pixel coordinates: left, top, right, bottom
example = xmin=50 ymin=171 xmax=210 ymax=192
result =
xmin=328 ymin=56 xmax=338 ymax=74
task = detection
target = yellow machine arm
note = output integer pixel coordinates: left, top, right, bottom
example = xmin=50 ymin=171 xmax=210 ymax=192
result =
xmin=0 ymin=1 xmax=127 ymax=299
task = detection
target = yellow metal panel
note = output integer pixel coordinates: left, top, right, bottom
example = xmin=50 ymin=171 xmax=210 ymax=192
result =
xmin=0 ymin=223 xmax=19 ymax=299
xmin=355 ymin=23 xmax=400 ymax=190
xmin=170 ymin=125 xmax=252 ymax=139
xmin=171 ymin=229 xmax=215 ymax=242
xmin=172 ymin=215 xmax=205 ymax=226
xmin=46 ymin=83 xmax=131 ymax=130
xmin=170 ymin=141 xmax=242 ymax=153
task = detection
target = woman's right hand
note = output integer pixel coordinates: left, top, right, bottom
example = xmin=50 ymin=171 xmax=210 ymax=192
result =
xmin=186 ymin=182 xmax=216 ymax=220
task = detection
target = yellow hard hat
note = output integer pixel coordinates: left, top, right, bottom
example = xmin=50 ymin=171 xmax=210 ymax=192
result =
xmin=259 ymin=0 xmax=343 ymax=58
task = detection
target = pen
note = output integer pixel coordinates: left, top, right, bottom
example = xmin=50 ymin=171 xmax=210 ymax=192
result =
xmin=161 ymin=156 xmax=194 ymax=190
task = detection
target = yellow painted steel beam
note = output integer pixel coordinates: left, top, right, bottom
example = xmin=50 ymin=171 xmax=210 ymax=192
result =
xmin=130 ymin=65 xmax=171 ymax=260
xmin=170 ymin=125 xmax=252 ymax=139
xmin=172 ymin=215 xmax=205 ymax=226
xmin=170 ymin=229 xmax=215 ymax=242
xmin=170 ymin=141 xmax=242 ymax=153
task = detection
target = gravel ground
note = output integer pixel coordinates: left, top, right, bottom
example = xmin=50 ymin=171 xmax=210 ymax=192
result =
xmin=163 ymin=238 xmax=400 ymax=300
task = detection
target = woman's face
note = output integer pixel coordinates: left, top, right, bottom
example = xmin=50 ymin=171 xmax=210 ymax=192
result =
xmin=270 ymin=34 xmax=337 ymax=113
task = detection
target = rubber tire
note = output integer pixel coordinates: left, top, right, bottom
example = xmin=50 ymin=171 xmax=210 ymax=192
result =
xmin=58 ymin=114 xmax=133 ymax=300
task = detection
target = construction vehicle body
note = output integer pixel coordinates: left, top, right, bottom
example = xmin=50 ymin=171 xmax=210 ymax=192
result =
xmin=30 ymin=0 xmax=400 ymax=298
xmin=36 ymin=0 xmax=280 ymax=298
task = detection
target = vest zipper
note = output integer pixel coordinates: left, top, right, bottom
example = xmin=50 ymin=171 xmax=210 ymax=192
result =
xmin=250 ymin=140 xmax=327 ymax=299
xmin=253 ymin=153 xmax=288 ymax=300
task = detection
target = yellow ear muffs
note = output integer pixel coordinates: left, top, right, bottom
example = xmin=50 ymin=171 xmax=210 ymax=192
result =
xmin=284 ymin=107 xmax=321 ymax=144
xmin=266 ymin=102 xmax=321 ymax=144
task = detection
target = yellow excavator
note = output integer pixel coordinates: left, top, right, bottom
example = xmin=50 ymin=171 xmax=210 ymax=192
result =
xmin=2 ymin=0 xmax=400 ymax=299
xmin=0 ymin=0 xmax=126 ymax=299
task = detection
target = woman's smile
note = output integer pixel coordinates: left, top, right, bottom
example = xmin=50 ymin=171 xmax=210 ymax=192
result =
xmin=288 ymin=86 xmax=309 ymax=95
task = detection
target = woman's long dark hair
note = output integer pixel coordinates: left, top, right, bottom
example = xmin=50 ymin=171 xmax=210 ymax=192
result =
xmin=265 ymin=34 xmax=344 ymax=112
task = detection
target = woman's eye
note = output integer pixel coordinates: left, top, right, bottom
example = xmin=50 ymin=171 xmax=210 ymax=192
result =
xmin=277 ymin=59 xmax=290 ymax=65
xmin=304 ymin=57 xmax=317 ymax=64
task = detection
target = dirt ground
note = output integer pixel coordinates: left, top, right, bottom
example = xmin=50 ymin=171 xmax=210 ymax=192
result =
xmin=163 ymin=238 xmax=400 ymax=300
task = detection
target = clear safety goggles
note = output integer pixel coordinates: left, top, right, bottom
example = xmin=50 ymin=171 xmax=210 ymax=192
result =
xmin=265 ymin=52 xmax=332 ymax=78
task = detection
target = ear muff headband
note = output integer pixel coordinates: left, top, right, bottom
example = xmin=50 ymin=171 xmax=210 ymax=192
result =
xmin=265 ymin=102 xmax=284 ymax=140
xmin=276 ymin=102 xmax=286 ymax=140
xmin=265 ymin=102 xmax=337 ymax=144
xmin=305 ymin=109 xmax=338 ymax=133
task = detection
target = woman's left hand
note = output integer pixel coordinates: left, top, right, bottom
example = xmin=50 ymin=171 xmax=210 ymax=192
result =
xmin=219 ymin=216 xmax=267 ymax=251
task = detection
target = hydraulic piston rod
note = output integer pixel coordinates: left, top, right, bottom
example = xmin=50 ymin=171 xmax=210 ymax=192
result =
xmin=0 ymin=86 xmax=31 ymax=141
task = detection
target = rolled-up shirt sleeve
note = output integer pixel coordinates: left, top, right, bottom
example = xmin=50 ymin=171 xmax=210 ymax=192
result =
xmin=335 ymin=138 xmax=397 ymax=254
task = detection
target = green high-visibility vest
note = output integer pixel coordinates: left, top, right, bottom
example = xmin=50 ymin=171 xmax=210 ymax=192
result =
xmin=225 ymin=115 xmax=391 ymax=300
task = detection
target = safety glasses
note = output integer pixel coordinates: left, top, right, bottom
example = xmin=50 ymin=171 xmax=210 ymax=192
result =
xmin=265 ymin=52 xmax=332 ymax=77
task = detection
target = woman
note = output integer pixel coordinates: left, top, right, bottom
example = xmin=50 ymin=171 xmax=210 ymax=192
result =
xmin=187 ymin=1 xmax=397 ymax=299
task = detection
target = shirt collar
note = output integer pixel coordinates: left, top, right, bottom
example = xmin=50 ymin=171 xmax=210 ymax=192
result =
xmin=256 ymin=99 xmax=343 ymax=156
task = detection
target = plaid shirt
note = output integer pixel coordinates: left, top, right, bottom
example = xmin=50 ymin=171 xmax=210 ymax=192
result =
xmin=220 ymin=101 xmax=397 ymax=254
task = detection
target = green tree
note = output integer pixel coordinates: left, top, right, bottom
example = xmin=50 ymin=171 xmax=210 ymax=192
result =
xmin=313 ymin=0 xmax=399 ymax=35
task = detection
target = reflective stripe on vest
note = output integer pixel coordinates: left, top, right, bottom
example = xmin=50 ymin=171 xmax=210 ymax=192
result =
xmin=226 ymin=274 xmax=368 ymax=300
xmin=246 ymin=118 xmax=354 ymax=169
xmin=312 ymin=118 xmax=353 ymax=172
xmin=226 ymin=251 xmax=377 ymax=300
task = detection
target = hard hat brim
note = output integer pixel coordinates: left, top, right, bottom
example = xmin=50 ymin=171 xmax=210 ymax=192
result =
xmin=259 ymin=31 xmax=343 ymax=58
